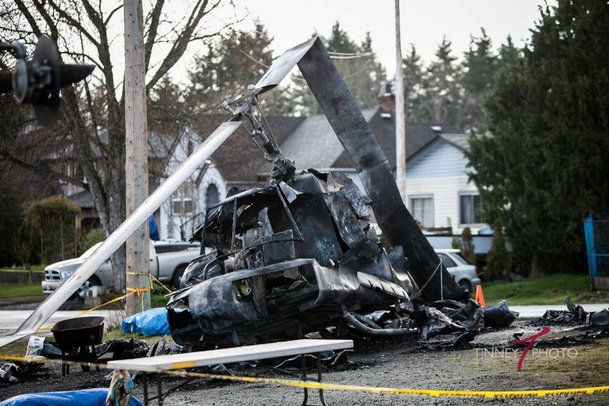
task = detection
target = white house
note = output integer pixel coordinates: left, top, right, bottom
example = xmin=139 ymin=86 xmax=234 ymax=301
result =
xmin=406 ymin=133 xmax=484 ymax=234
xmin=157 ymin=125 xmax=227 ymax=241
xmin=155 ymin=114 xmax=305 ymax=241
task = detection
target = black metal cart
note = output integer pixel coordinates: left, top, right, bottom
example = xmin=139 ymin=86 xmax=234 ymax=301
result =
xmin=51 ymin=316 xmax=105 ymax=375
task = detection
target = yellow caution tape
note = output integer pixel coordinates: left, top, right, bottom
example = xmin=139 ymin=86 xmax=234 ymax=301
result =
xmin=34 ymin=270 xmax=169 ymax=332
xmin=126 ymin=271 xmax=173 ymax=294
xmin=147 ymin=273 xmax=173 ymax=294
xmin=126 ymin=287 xmax=150 ymax=312
xmin=1 ymin=354 xmax=608 ymax=398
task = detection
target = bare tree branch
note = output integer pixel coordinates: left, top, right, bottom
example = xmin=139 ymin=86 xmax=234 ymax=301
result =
xmin=14 ymin=0 xmax=43 ymax=38
xmin=32 ymin=0 xmax=59 ymax=40
xmin=146 ymin=0 xmax=223 ymax=91
xmin=144 ymin=0 xmax=164 ymax=72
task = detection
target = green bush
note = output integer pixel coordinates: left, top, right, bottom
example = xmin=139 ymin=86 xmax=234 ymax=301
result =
xmin=79 ymin=228 xmax=106 ymax=254
xmin=22 ymin=196 xmax=81 ymax=264
xmin=451 ymin=235 xmax=461 ymax=249
xmin=485 ymin=219 xmax=511 ymax=281
xmin=460 ymin=227 xmax=476 ymax=264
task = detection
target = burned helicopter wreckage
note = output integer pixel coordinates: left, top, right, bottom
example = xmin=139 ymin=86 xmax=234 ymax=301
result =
xmin=167 ymin=170 xmax=420 ymax=347
xmin=167 ymin=170 xmax=509 ymax=348
xmin=165 ymin=37 xmax=515 ymax=349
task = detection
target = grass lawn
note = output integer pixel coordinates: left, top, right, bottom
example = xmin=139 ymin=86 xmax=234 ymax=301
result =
xmin=0 ymin=281 xmax=171 ymax=308
xmin=0 ymin=283 xmax=43 ymax=299
xmin=0 ymin=266 xmax=45 ymax=272
xmin=481 ymin=273 xmax=609 ymax=305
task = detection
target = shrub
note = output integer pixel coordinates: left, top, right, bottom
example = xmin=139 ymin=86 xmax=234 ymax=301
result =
xmin=486 ymin=219 xmax=511 ymax=281
xmin=80 ymin=228 xmax=106 ymax=253
xmin=460 ymin=227 xmax=476 ymax=264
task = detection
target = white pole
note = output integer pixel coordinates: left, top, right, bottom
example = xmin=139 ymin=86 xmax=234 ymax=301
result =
xmin=394 ymin=0 xmax=407 ymax=205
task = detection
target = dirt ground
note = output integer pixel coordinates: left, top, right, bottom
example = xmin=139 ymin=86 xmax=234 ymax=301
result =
xmin=2 ymin=317 xmax=609 ymax=406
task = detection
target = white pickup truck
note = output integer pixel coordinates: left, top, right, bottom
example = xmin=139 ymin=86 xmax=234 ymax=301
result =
xmin=41 ymin=240 xmax=201 ymax=300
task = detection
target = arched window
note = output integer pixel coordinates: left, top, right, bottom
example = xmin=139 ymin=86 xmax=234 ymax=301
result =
xmin=206 ymin=184 xmax=220 ymax=210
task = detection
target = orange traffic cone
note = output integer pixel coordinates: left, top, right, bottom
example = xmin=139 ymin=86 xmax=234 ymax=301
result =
xmin=475 ymin=284 xmax=486 ymax=307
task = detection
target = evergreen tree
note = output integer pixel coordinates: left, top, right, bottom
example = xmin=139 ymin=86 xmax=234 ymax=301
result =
xmin=495 ymin=35 xmax=521 ymax=75
xmin=462 ymin=29 xmax=496 ymax=129
xmin=460 ymin=227 xmax=476 ymax=265
xmin=326 ymin=22 xmax=359 ymax=54
xmin=185 ymin=21 xmax=278 ymax=115
xmin=149 ymin=77 xmax=188 ymax=134
xmin=419 ymin=37 xmax=465 ymax=125
xmin=467 ymin=0 xmax=609 ymax=275
xmin=402 ymin=45 xmax=428 ymax=121
xmin=485 ymin=219 xmax=511 ymax=281
xmin=292 ymin=22 xmax=386 ymax=114
xmin=463 ymin=29 xmax=496 ymax=94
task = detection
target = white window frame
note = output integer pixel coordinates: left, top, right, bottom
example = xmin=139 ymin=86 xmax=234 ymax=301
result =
xmin=205 ymin=183 xmax=220 ymax=210
xmin=409 ymin=195 xmax=434 ymax=228
xmin=459 ymin=192 xmax=484 ymax=226
xmin=171 ymin=184 xmax=195 ymax=216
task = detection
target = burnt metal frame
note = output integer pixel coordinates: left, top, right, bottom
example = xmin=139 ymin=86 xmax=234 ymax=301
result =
xmin=198 ymin=184 xmax=303 ymax=257
xmin=57 ymin=344 xmax=99 ymax=376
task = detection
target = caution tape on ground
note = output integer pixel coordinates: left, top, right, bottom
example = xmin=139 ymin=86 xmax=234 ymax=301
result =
xmin=1 ymin=354 xmax=608 ymax=398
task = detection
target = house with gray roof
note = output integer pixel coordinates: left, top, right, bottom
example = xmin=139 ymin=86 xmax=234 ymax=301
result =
xmin=181 ymin=100 xmax=485 ymax=239
xmin=157 ymin=114 xmax=305 ymax=240
xmin=328 ymin=93 xmax=484 ymax=235
xmin=279 ymin=109 xmax=377 ymax=172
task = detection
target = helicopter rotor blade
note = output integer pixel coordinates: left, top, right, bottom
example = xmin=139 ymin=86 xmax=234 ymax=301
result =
xmin=59 ymin=64 xmax=96 ymax=87
xmin=252 ymin=37 xmax=316 ymax=96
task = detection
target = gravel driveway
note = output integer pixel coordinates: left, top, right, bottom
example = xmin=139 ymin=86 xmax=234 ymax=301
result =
xmin=2 ymin=316 xmax=608 ymax=406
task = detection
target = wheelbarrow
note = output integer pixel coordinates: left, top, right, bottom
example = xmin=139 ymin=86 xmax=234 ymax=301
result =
xmin=51 ymin=316 xmax=105 ymax=376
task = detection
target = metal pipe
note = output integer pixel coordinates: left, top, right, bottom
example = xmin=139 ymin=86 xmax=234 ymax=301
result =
xmin=343 ymin=312 xmax=417 ymax=336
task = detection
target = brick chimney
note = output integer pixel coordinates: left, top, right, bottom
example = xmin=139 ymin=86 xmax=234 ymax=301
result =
xmin=377 ymin=80 xmax=395 ymax=114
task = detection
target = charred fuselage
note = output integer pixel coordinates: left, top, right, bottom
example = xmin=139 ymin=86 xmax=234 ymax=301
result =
xmin=167 ymin=171 xmax=414 ymax=348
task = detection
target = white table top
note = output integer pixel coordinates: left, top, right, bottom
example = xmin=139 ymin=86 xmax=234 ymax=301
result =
xmin=107 ymin=338 xmax=353 ymax=372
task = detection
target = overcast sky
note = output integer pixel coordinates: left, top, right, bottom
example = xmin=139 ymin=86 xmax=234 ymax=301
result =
xmin=234 ymin=0 xmax=555 ymax=77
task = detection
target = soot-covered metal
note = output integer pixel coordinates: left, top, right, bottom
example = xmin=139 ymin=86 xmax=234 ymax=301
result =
xmin=164 ymin=37 xmax=515 ymax=349
xmin=167 ymin=171 xmax=418 ymax=348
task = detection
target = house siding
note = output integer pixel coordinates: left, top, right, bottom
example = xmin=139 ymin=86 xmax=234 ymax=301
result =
xmin=158 ymin=127 xmax=228 ymax=241
xmin=406 ymin=141 xmax=480 ymax=234
xmin=408 ymin=142 xmax=468 ymax=178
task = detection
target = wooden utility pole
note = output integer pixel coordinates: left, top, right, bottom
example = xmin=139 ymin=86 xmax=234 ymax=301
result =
xmin=124 ymin=0 xmax=150 ymax=316
xmin=394 ymin=0 xmax=407 ymax=205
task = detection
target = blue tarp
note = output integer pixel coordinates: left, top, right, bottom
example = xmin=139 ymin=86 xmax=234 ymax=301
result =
xmin=0 ymin=388 xmax=143 ymax=406
xmin=121 ymin=307 xmax=170 ymax=336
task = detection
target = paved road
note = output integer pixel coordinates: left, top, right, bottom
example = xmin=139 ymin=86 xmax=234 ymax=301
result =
xmin=0 ymin=309 xmax=117 ymax=339
xmin=509 ymin=303 xmax=608 ymax=318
